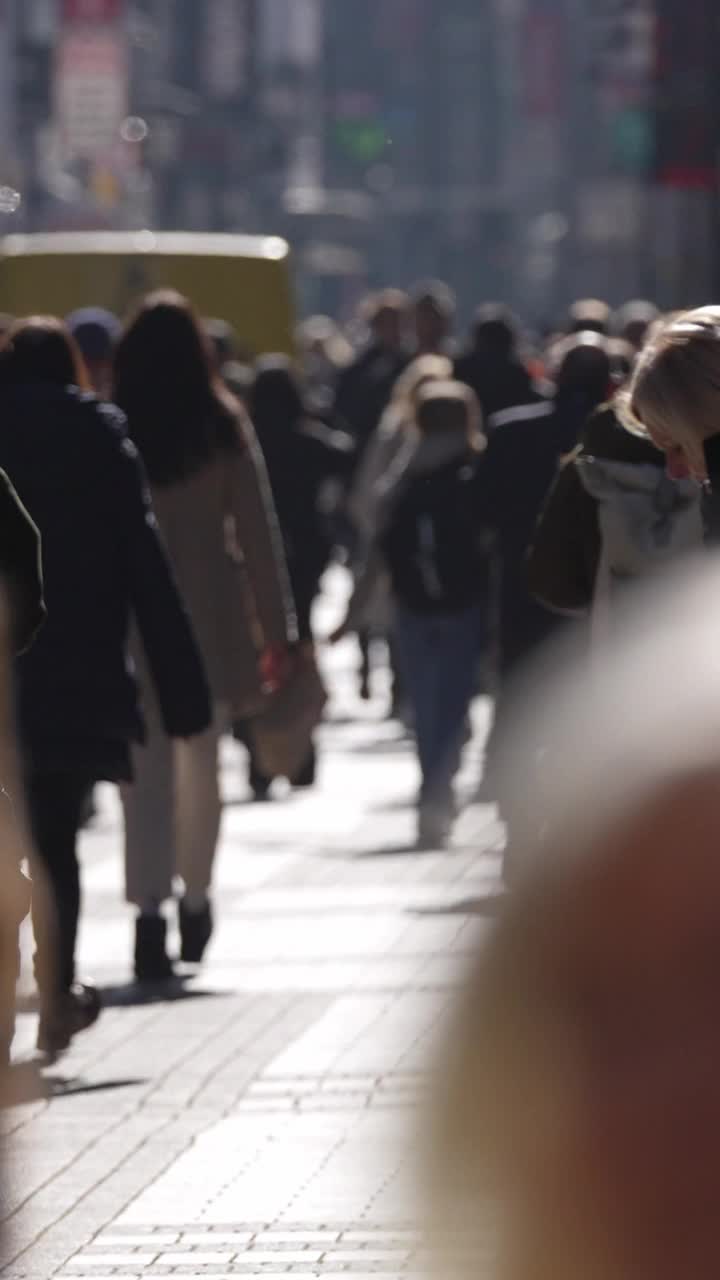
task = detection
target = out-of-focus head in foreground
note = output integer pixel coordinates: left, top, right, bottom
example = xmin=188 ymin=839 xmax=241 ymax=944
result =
xmin=429 ymin=560 xmax=720 ymax=1280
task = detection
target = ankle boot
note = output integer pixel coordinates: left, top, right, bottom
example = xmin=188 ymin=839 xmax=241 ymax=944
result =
xmin=134 ymin=915 xmax=174 ymax=982
xmin=179 ymin=899 xmax=213 ymax=964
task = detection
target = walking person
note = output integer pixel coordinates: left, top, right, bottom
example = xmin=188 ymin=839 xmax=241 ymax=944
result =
xmin=296 ymin=315 xmax=353 ymax=416
xmin=410 ymin=282 xmax=456 ymax=358
xmin=0 ymin=470 xmax=45 ymax=1065
xmin=334 ymin=290 xmax=410 ymax=465
xmin=332 ymin=382 xmax=489 ymax=848
xmin=252 ymin=356 xmax=353 ymax=644
xmin=454 ymin=304 xmax=545 ymax=419
xmin=246 ymin=356 xmax=352 ymax=794
xmin=528 ymin=397 xmax=701 ymax=631
xmin=0 ymin=317 xmax=211 ymax=1054
xmin=529 ymin=310 xmax=720 ymax=629
xmin=479 ymin=331 xmax=614 ymax=685
xmin=334 ymin=290 xmax=410 ymax=698
xmin=113 ymin=292 xmax=296 ymax=980
xmin=478 ymin=332 xmax=617 ymax=862
xmin=348 ymin=354 xmax=454 ymax=545
xmin=346 ymin=354 xmax=453 ymax=715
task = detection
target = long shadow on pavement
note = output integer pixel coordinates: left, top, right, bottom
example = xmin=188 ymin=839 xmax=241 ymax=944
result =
xmin=344 ymin=736 xmax=411 ymax=756
xmin=409 ymin=894 xmax=503 ymax=917
xmin=16 ymin=980 xmax=227 ymax=1015
xmin=2 ymin=1062 xmax=148 ymax=1107
xmin=98 ymin=981 xmax=227 ymax=1008
xmin=348 ymin=844 xmax=436 ymax=858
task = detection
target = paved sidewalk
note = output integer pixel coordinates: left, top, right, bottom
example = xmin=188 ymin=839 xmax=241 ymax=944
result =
xmin=0 ymin=576 xmax=502 ymax=1279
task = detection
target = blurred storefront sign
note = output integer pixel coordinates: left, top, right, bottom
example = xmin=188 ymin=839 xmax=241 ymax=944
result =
xmin=55 ymin=26 xmax=127 ymax=162
xmin=53 ymin=0 xmax=129 ymax=220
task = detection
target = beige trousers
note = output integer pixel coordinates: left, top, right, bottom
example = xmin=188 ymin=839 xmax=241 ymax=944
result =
xmin=123 ymin=703 xmax=227 ymax=906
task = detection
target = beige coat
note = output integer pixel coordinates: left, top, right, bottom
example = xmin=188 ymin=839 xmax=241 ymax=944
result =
xmin=150 ymin=439 xmax=295 ymax=715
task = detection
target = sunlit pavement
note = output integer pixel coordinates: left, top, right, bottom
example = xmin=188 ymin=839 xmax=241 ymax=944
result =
xmin=1 ymin=571 xmax=503 ymax=1279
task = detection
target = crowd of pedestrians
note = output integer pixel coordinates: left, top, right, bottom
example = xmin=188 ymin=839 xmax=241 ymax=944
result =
xmin=0 ymin=277 xmax=714 ymax=1071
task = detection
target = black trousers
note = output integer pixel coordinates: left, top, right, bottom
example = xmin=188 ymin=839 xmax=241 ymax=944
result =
xmin=25 ymin=772 xmax=92 ymax=997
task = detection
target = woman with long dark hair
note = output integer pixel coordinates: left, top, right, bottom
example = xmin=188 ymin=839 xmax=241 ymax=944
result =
xmin=245 ymin=357 xmax=352 ymax=795
xmin=114 ymin=292 xmax=295 ymax=980
xmin=0 ymin=316 xmax=211 ymax=1055
xmin=251 ymin=356 xmax=353 ymax=642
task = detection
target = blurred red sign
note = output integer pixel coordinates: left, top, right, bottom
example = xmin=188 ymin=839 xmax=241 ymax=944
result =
xmin=56 ymin=26 xmax=127 ymax=159
xmin=654 ymin=0 xmax=718 ymax=189
xmin=63 ymin=0 xmax=123 ymax=20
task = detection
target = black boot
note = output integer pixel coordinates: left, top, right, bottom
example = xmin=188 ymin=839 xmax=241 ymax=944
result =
xmin=134 ymin=915 xmax=174 ymax=982
xmin=179 ymin=899 xmax=213 ymax=964
xmin=37 ymin=982 xmax=101 ymax=1058
xmin=293 ymin=745 xmax=317 ymax=790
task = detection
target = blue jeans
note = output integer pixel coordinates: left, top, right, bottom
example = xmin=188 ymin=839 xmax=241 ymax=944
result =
xmin=395 ymin=605 xmax=485 ymax=815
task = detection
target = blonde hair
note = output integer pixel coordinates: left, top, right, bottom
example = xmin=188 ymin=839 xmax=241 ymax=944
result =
xmin=626 ymin=305 xmax=720 ymax=474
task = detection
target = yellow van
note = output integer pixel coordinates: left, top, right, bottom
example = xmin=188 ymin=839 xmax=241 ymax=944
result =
xmin=0 ymin=231 xmax=294 ymax=356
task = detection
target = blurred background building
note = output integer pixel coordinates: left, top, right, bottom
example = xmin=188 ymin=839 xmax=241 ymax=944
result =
xmin=0 ymin=0 xmax=718 ymax=324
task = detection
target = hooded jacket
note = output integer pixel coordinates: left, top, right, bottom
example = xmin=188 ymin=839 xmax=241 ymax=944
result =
xmin=529 ymin=406 xmax=703 ymax=617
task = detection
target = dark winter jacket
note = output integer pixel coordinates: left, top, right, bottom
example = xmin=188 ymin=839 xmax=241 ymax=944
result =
xmin=255 ymin=415 xmax=354 ymax=636
xmin=475 ymin=398 xmax=568 ymax=673
xmin=454 ymin=351 xmax=541 ymax=420
xmin=380 ymin=451 xmax=491 ymax=616
xmin=0 ymin=385 xmax=211 ymax=777
xmin=0 ymin=470 xmax=45 ymax=654
xmin=334 ymin=343 xmax=409 ymax=463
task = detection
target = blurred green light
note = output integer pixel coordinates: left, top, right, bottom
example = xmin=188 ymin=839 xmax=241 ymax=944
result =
xmin=334 ymin=121 xmax=388 ymax=162
xmin=612 ymin=107 xmax=653 ymax=173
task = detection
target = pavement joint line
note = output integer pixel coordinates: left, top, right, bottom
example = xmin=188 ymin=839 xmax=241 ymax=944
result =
xmin=181 ymin=997 xmax=330 ymax=1112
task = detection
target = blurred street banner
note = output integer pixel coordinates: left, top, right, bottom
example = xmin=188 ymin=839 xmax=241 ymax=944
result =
xmin=654 ymin=0 xmax=720 ymax=189
xmin=523 ymin=6 xmax=564 ymax=117
xmin=55 ymin=0 xmax=127 ymax=164
xmin=204 ymin=0 xmax=254 ymax=100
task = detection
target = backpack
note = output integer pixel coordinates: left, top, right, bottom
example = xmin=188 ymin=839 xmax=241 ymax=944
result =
xmin=380 ymin=458 xmax=489 ymax=614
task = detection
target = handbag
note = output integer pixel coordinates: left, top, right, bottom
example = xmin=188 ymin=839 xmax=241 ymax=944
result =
xmin=249 ymin=649 xmax=327 ymax=782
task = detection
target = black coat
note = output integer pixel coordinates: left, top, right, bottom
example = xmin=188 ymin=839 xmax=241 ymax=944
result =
xmin=476 ymin=398 xmax=567 ymax=673
xmin=454 ymin=351 xmax=541 ymax=420
xmin=334 ymin=343 xmax=409 ymax=463
xmin=0 ymin=468 xmax=46 ymax=654
xmin=0 ymin=385 xmax=211 ymax=778
xmin=255 ymin=416 xmax=354 ymax=636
